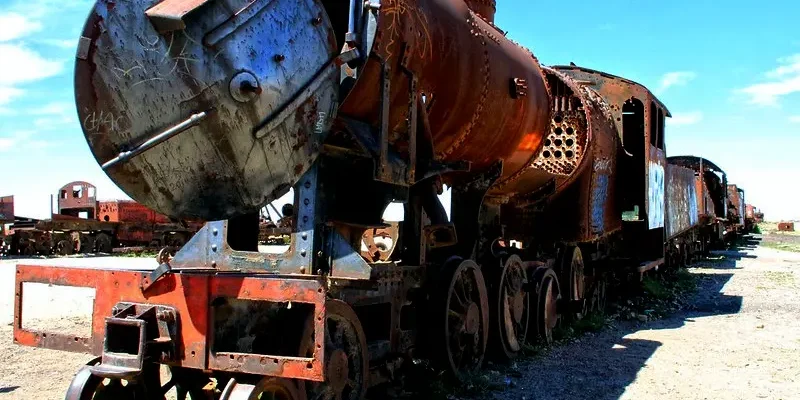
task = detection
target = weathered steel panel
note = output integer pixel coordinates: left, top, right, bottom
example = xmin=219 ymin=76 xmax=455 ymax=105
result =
xmin=0 ymin=195 xmax=13 ymax=223
xmin=665 ymin=164 xmax=699 ymax=239
xmin=648 ymin=147 xmax=666 ymax=230
xmin=727 ymin=184 xmax=744 ymax=225
xmin=694 ymin=175 xmax=715 ymax=218
xmin=98 ymin=201 xmax=171 ymax=224
xmin=339 ymin=0 xmax=553 ymax=198
xmin=14 ymin=264 xmax=327 ymax=381
xmin=74 ymin=0 xmax=340 ymax=221
xmin=57 ymin=181 xmax=96 ymax=214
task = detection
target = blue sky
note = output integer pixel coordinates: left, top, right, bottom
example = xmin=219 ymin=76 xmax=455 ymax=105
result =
xmin=0 ymin=0 xmax=798 ymax=221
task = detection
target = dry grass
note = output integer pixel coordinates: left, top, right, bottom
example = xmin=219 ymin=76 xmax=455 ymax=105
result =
xmin=757 ymin=222 xmax=800 ymax=253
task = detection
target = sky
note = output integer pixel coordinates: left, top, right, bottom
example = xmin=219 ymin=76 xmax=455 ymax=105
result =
xmin=0 ymin=0 xmax=798 ymax=221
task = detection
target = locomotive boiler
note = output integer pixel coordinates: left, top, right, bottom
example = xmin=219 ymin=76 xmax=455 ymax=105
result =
xmin=11 ymin=1 xmax=745 ymax=399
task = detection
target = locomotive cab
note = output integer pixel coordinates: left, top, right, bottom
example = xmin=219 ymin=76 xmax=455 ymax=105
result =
xmin=551 ymin=65 xmax=672 ymax=266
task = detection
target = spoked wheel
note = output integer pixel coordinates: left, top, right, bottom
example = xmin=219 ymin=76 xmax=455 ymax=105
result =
xmin=586 ymin=276 xmax=607 ymax=314
xmin=56 ymin=239 xmax=74 ymax=256
xmin=430 ymin=258 xmax=490 ymax=379
xmin=65 ymin=358 xmax=145 ymax=400
xmin=559 ymin=246 xmax=587 ymax=321
xmin=220 ymin=377 xmax=306 ymax=400
xmin=301 ymin=299 xmax=369 ymax=400
xmin=94 ymin=233 xmax=113 ymax=253
xmin=487 ymin=254 xmax=530 ymax=361
xmin=530 ymin=267 xmax=561 ymax=344
xmin=680 ymin=243 xmax=689 ymax=268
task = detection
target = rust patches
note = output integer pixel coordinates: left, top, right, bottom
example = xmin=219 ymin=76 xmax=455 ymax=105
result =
xmin=14 ymin=264 xmax=327 ymax=380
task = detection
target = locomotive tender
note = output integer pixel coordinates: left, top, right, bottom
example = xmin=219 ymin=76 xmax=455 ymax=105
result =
xmin=11 ymin=0 xmax=747 ymax=398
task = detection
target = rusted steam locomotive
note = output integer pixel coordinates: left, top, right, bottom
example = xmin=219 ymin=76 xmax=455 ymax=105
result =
xmin=12 ymin=0 xmax=752 ymax=398
xmin=2 ymin=181 xmax=203 ymax=256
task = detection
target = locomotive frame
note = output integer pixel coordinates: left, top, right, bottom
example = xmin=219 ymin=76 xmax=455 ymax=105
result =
xmin=11 ymin=0 xmax=752 ymax=399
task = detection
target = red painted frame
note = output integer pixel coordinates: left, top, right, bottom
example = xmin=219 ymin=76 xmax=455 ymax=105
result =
xmin=13 ymin=264 xmax=327 ymax=382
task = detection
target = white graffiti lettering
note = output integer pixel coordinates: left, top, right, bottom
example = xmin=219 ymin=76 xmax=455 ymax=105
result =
xmin=83 ymin=111 xmax=125 ymax=133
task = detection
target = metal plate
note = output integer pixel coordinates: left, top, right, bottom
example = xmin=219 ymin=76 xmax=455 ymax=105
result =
xmin=74 ymin=0 xmax=339 ymax=220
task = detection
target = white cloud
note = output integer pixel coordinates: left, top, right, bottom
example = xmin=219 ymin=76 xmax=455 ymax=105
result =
xmin=739 ymin=54 xmax=800 ymax=106
xmin=38 ymin=39 xmax=75 ymax=49
xmin=26 ymin=101 xmax=78 ymax=130
xmin=0 ymin=130 xmax=34 ymax=152
xmin=790 ymin=115 xmax=800 ymax=123
xmin=0 ymin=44 xmax=63 ymax=113
xmin=0 ymin=137 xmax=14 ymax=150
xmin=0 ymin=12 xmax=42 ymax=42
xmin=766 ymin=54 xmax=800 ymax=78
xmin=657 ymin=71 xmax=697 ymax=94
xmin=0 ymin=86 xmax=23 ymax=107
xmin=28 ymin=101 xmax=74 ymax=116
xmin=6 ymin=0 xmax=93 ymax=19
xmin=0 ymin=43 xmax=63 ymax=86
xmin=668 ymin=111 xmax=703 ymax=126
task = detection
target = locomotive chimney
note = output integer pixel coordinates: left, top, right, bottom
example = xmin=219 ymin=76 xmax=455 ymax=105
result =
xmin=464 ymin=0 xmax=496 ymax=23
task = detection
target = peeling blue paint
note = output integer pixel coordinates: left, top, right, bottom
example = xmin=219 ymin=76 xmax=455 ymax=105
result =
xmin=591 ymin=174 xmax=609 ymax=234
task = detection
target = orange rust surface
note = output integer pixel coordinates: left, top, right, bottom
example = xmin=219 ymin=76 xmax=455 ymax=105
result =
xmin=13 ymin=264 xmax=326 ymax=380
xmin=0 ymin=195 xmax=13 ymax=223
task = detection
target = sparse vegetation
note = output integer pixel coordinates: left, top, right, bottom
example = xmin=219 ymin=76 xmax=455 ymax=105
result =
xmin=765 ymin=271 xmax=795 ymax=286
xmin=607 ymin=268 xmax=698 ymax=322
xmin=757 ymin=222 xmax=800 ymax=253
xmin=119 ymin=250 xmax=159 ymax=258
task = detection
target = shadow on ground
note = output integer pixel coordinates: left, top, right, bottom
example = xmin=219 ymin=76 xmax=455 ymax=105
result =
xmin=459 ymin=239 xmax=751 ymax=400
xmin=0 ymin=385 xmax=20 ymax=393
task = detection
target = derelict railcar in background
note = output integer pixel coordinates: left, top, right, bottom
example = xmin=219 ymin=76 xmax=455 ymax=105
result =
xmin=4 ymin=181 xmax=202 ymax=256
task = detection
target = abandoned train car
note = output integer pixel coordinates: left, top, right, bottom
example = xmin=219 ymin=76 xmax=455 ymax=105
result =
xmin=11 ymin=0 xmax=755 ymax=399
xmin=4 ymin=181 xmax=202 ymax=256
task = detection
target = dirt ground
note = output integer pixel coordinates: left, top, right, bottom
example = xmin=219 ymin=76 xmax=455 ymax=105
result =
xmin=1 ymin=236 xmax=799 ymax=399
xmin=758 ymin=222 xmax=800 ymax=253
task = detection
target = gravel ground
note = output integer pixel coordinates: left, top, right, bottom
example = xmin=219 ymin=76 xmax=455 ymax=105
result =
xmin=1 ymin=237 xmax=799 ymax=399
xmin=486 ymin=236 xmax=800 ymax=400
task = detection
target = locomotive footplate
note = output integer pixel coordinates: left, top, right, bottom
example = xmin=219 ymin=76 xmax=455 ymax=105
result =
xmin=13 ymin=264 xmax=328 ymax=382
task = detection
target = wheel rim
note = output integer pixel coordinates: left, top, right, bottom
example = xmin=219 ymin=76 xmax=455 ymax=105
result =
xmin=489 ymin=255 xmax=530 ymax=360
xmin=57 ymin=239 xmax=74 ymax=256
xmin=588 ymin=278 xmax=607 ymax=314
xmin=65 ymin=358 xmax=143 ymax=400
xmin=534 ymin=268 xmax=561 ymax=344
xmin=95 ymin=234 xmax=113 ymax=253
xmin=431 ymin=258 xmax=489 ymax=379
xmin=302 ymin=300 xmax=368 ymax=400
xmin=560 ymin=246 xmax=586 ymax=321
xmin=221 ymin=377 xmax=306 ymax=400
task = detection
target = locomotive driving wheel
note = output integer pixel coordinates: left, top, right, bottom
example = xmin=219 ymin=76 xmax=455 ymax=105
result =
xmin=300 ymin=299 xmax=369 ymax=400
xmin=220 ymin=377 xmax=306 ymax=400
xmin=560 ymin=246 xmax=587 ymax=321
xmin=56 ymin=239 xmax=74 ymax=256
xmin=529 ymin=267 xmax=562 ymax=344
xmin=66 ymin=358 xmax=145 ymax=399
xmin=94 ymin=232 xmax=113 ymax=253
xmin=487 ymin=254 xmax=530 ymax=360
xmin=586 ymin=276 xmax=607 ymax=314
xmin=430 ymin=258 xmax=490 ymax=379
